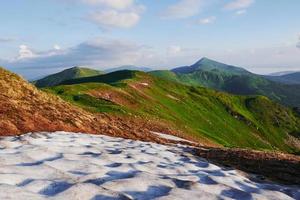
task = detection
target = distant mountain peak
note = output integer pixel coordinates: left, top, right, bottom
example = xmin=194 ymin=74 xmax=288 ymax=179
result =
xmin=67 ymin=66 xmax=91 ymax=71
xmin=198 ymin=57 xmax=213 ymax=62
xmin=172 ymin=57 xmax=250 ymax=75
xmin=194 ymin=57 xmax=226 ymax=66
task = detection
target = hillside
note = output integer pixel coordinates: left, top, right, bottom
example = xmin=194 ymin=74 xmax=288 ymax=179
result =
xmin=34 ymin=66 xmax=104 ymax=87
xmin=265 ymin=72 xmax=300 ymax=85
xmin=61 ymin=70 xmax=137 ymax=86
xmin=150 ymin=58 xmax=300 ymax=108
xmin=0 ymin=67 xmax=189 ymax=144
xmin=46 ymin=70 xmax=300 ymax=153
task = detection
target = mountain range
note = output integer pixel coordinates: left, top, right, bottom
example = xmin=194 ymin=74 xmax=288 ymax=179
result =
xmin=268 ymin=71 xmax=298 ymax=76
xmin=151 ymin=57 xmax=300 ymax=108
xmin=265 ymin=72 xmax=300 ymax=85
xmin=36 ymin=69 xmax=300 ymax=153
xmin=4 ymin=58 xmax=298 ymax=153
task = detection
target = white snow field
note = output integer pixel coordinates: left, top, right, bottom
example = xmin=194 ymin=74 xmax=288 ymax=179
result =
xmin=0 ymin=132 xmax=299 ymax=200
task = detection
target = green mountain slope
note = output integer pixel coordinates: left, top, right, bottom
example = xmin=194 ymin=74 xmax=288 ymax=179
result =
xmin=45 ymin=71 xmax=300 ymax=154
xmin=34 ymin=67 xmax=104 ymax=87
xmin=61 ymin=70 xmax=136 ymax=86
xmin=150 ymin=58 xmax=300 ymax=108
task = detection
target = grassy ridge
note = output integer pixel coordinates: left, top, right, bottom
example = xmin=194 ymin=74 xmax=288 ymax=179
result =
xmin=34 ymin=67 xmax=103 ymax=87
xmin=45 ymin=71 xmax=300 ymax=153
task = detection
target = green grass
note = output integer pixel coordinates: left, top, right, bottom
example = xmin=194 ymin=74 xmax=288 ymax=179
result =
xmin=46 ymin=83 xmax=128 ymax=114
xmin=45 ymin=71 xmax=300 ymax=153
xmin=61 ymin=70 xmax=137 ymax=85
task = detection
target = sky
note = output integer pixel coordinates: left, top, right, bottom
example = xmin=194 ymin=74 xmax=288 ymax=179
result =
xmin=0 ymin=0 xmax=300 ymax=79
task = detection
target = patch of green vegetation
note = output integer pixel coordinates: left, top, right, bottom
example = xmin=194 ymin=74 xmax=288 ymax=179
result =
xmin=45 ymin=70 xmax=300 ymax=154
xmin=44 ymin=83 xmax=127 ymax=114
xmin=61 ymin=70 xmax=137 ymax=85
xmin=72 ymin=94 xmax=126 ymax=113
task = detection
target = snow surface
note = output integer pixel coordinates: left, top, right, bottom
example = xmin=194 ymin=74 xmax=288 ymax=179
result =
xmin=0 ymin=131 xmax=299 ymax=200
xmin=150 ymin=131 xmax=194 ymax=143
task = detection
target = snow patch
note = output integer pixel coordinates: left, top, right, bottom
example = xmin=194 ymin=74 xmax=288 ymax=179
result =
xmin=0 ymin=132 xmax=299 ymax=200
xmin=150 ymin=131 xmax=193 ymax=143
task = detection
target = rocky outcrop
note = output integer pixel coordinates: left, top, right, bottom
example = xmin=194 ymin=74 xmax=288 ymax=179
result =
xmin=0 ymin=67 xmax=109 ymax=135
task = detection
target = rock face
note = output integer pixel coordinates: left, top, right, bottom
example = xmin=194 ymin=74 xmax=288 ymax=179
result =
xmin=0 ymin=67 xmax=108 ymax=135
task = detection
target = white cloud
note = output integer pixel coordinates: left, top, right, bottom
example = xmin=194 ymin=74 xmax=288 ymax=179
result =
xmin=162 ymin=0 xmax=206 ymax=19
xmin=18 ymin=45 xmax=35 ymax=59
xmin=81 ymin=0 xmax=134 ymax=10
xmin=224 ymin=0 xmax=254 ymax=10
xmin=84 ymin=0 xmax=144 ymax=29
xmin=64 ymin=0 xmax=144 ymax=29
xmin=54 ymin=44 xmax=61 ymax=50
xmin=198 ymin=16 xmax=216 ymax=24
xmin=235 ymin=9 xmax=247 ymax=15
xmin=167 ymin=45 xmax=182 ymax=55
xmin=89 ymin=9 xmax=140 ymax=28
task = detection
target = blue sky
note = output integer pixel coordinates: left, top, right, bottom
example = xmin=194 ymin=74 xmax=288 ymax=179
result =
xmin=0 ymin=0 xmax=300 ymax=79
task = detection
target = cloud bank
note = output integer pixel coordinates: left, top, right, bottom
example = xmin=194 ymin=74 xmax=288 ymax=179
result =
xmin=3 ymin=36 xmax=300 ymax=79
xmin=2 ymin=38 xmax=153 ymax=79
